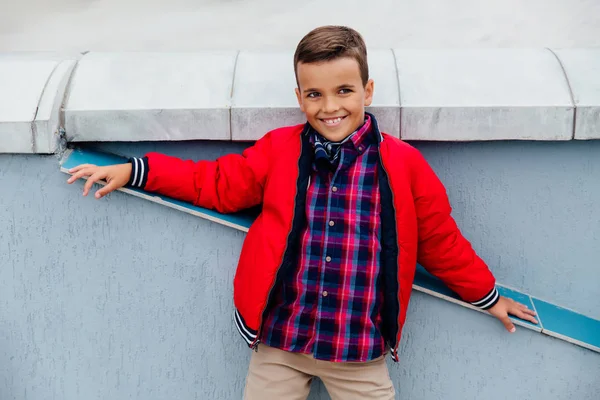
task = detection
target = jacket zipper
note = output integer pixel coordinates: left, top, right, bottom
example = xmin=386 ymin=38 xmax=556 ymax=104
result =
xmin=378 ymin=146 xmax=402 ymax=359
xmin=250 ymin=134 xmax=305 ymax=350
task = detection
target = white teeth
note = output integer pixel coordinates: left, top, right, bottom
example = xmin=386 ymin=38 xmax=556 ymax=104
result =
xmin=323 ymin=117 xmax=343 ymax=125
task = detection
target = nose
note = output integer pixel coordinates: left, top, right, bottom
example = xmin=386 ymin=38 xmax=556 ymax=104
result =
xmin=322 ymin=95 xmax=340 ymax=114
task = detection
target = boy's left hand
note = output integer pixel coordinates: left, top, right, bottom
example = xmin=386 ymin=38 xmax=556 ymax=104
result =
xmin=487 ymin=296 xmax=538 ymax=333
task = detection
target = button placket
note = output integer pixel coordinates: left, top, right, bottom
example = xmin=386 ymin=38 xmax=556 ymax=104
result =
xmin=313 ymin=162 xmax=345 ymax=356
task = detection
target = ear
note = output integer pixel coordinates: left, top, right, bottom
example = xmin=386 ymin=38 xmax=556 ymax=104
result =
xmin=295 ymin=87 xmax=305 ymax=112
xmin=364 ymin=79 xmax=374 ymax=107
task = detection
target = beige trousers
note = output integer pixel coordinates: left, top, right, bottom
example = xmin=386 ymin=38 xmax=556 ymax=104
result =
xmin=243 ymin=344 xmax=396 ymax=400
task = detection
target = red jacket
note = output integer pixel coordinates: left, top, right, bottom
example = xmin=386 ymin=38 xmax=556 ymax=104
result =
xmin=135 ymin=114 xmax=498 ymax=361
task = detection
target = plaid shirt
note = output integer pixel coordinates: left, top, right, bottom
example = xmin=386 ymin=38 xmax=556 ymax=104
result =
xmin=260 ymin=116 xmax=386 ymax=362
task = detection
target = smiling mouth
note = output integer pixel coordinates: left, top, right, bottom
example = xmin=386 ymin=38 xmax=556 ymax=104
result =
xmin=320 ymin=116 xmax=347 ymax=126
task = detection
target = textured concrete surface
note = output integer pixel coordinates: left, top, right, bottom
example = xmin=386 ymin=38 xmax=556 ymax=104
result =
xmin=415 ymin=140 xmax=600 ymax=320
xmin=1 ymin=142 xmax=600 ymax=399
xmin=231 ymin=50 xmax=400 ymax=140
xmin=394 ymin=49 xmax=574 ymax=141
xmin=64 ymin=52 xmax=237 ymax=142
xmin=0 ymin=57 xmax=58 ymax=153
xmin=396 ymin=293 xmax=600 ymax=400
xmin=553 ymin=49 xmax=600 ymax=140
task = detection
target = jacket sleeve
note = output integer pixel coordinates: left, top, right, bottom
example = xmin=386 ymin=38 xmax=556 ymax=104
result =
xmin=410 ymin=149 xmax=499 ymax=310
xmin=127 ymin=132 xmax=272 ymax=213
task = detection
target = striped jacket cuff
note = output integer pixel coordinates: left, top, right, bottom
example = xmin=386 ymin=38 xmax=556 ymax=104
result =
xmin=390 ymin=347 xmax=399 ymax=362
xmin=234 ymin=309 xmax=258 ymax=346
xmin=470 ymin=287 xmax=500 ymax=310
xmin=127 ymin=157 xmax=149 ymax=189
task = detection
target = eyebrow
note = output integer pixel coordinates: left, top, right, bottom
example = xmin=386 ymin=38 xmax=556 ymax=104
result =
xmin=303 ymin=84 xmax=356 ymax=93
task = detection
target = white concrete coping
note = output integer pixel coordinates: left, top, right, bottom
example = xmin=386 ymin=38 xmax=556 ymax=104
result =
xmin=0 ymin=54 xmax=77 ymax=153
xmin=231 ymin=51 xmax=303 ymax=141
xmin=33 ymin=59 xmax=78 ymax=153
xmin=552 ymin=49 xmax=600 ymax=140
xmin=2 ymin=48 xmax=599 ymax=152
xmin=231 ymin=49 xmax=400 ymax=141
xmin=394 ymin=49 xmax=574 ymax=141
xmin=63 ymin=52 xmax=237 ymax=142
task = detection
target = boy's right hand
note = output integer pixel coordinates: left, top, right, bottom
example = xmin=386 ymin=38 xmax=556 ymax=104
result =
xmin=67 ymin=163 xmax=132 ymax=199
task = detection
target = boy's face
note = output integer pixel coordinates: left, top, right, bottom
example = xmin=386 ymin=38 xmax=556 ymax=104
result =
xmin=295 ymin=57 xmax=374 ymax=142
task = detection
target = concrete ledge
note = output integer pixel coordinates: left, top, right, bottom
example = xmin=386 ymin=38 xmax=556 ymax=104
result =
xmin=0 ymin=57 xmax=64 ymax=153
xmin=231 ymin=51 xmax=304 ymax=141
xmin=2 ymin=48 xmax=599 ymax=152
xmin=552 ymin=49 xmax=600 ymax=140
xmin=365 ymin=49 xmax=401 ymax=138
xmin=63 ymin=52 xmax=237 ymax=142
xmin=394 ymin=49 xmax=574 ymax=141
xmin=33 ymin=59 xmax=77 ymax=153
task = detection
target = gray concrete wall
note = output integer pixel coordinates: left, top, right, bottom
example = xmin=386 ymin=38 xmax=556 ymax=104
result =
xmin=1 ymin=140 xmax=599 ymax=399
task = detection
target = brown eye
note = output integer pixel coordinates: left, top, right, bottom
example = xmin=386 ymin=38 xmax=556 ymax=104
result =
xmin=307 ymin=92 xmax=320 ymax=98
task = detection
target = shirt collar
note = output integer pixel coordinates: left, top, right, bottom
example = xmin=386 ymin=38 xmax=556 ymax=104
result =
xmin=347 ymin=114 xmax=372 ymax=153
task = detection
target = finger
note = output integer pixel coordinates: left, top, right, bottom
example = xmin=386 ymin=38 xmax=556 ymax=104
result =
xmin=515 ymin=302 xmax=532 ymax=310
xmin=67 ymin=166 xmax=99 ymax=183
xmin=67 ymin=170 xmax=89 ymax=183
xmin=95 ymin=180 xmax=119 ymax=199
xmin=500 ymin=315 xmax=516 ymax=333
xmin=511 ymin=302 xmax=537 ymax=317
xmin=68 ymin=164 xmax=94 ymax=173
xmin=520 ymin=307 xmax=537 ymax=316
xmin=83 ymin=172 xmax=105 ymax=196
xmin=513 ymin=311 xmax=539 ymax=325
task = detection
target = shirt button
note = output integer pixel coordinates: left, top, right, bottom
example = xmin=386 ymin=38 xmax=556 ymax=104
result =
xmin=329 ymin=220 xmax=335 ymax=227
xmin=325 ymin=256 xmax=332 ymax=262
xmin=332 ymin=186 xmax=338 ymax=192
xmin=358 ymin=146 xmax=364 ymax=152
xmin=322 ymin=291 xmax=328 ymax=297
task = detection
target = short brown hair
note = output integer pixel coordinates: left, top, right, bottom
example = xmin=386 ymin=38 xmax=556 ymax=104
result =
xmin=294 ymin=25 xmax=369 ymax=86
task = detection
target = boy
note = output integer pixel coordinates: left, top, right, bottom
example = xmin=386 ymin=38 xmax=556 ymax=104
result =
xmin=67 ymin=26 xmax=538 ymax=399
